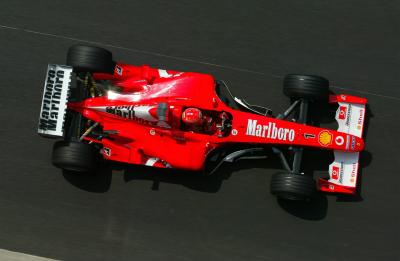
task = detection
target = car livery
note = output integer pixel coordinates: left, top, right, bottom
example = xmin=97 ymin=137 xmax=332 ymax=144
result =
xmin=38 ymin=45 xmax=367 ymax=200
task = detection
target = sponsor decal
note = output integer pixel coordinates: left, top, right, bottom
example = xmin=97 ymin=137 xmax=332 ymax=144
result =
xmin=331 ymin=164 xmax=344 ymax=183
xmin=38 ymin=68 xmax=65 ymax=132
xmin=115 ymin=65 xmax=123 ymax=75
xmin=231 ymin=129 xmax=238 ymax=136
xmin=358 ymin=109 xmax=364 ymax=125
xmin=106 ymin=105 xmax=135 ymax=119
xmin=338 ymin=106 xmax=347 ymax=120
xmin=246 ymin=120 xmax=295 ymax=142
xmin=357 ymin=108 xmax=364 ymax=130
xmin=345 ymin=135 xmax=350 ymax=150
xmin=90 ymin=105 xmax=164 ymax=126
xmin=351 ymin=163 xmax=357 ymax=178
xmin=318 ymin=130 xmax=333 ymax=146
xmin=345 ymin=104 xmax=352 ymax=126
xmin=339 ymin=162 xmax=344 ymax=183
xmin=340 ymin=95 xmax=346 ymax=101
xmin=150 ymin=129 xmax=156 ymax=135
xmin=329 ymin=185 xmax=335 ymax=190
xmin=351 ymin=136 xmax=356 ymax=150
xmin=332 ymin=166 xmax=340 ymax=180
xmin=304 ymin=133 xmax=316 ymax=139
xmin=103 ymin=147 xmax=111 ymax=157
xmin=335 ymin=135 xmax=344 ymax=146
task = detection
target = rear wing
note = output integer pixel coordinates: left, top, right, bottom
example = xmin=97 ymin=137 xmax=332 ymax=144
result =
xmin=38 ymin=64 xmax=73 ymax=137
xmin=318 ymin=94 xmax=367 ymax=194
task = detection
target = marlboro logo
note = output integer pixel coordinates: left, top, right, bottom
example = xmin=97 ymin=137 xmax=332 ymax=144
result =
xmin=246 ymin=119 xmax=295 ymax=142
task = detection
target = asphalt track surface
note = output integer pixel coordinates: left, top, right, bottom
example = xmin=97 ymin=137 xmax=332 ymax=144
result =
xmin=0 ymin=1 xmax=399 ymax=260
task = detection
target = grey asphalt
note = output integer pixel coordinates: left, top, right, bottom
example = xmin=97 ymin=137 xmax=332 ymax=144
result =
xmin=0 ymin=1 xmax=399 ymax=260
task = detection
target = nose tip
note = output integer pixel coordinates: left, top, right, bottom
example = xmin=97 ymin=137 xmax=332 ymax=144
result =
xmin=356 ymin=137 xmax=364 ymax=151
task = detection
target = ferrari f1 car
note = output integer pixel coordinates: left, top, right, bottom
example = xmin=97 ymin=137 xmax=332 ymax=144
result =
xmin=38 ymin=45 xmax=367 ymax=200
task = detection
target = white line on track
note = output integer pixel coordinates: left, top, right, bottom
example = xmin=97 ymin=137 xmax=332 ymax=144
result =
xmin=0 ymin=24 xmax=270 ymax=76
xmin=0 ymin=248 xmax=57 ymax=261
xmin=329 ymin=85 xmax=400 ymax=101
xmin=1 ymin=24 xmax=399 ymax=102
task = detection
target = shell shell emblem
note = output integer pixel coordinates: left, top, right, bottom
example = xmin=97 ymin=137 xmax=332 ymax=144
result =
xmin=318 ymin=130 xmax=333 ymax=146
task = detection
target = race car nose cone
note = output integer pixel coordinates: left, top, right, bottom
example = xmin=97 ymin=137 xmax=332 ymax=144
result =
xmin=350 ymin=136 xmax=364 ymax=151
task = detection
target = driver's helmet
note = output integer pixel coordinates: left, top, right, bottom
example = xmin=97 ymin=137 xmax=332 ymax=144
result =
xmin=182 ymin=108 xmax=203 ymax=125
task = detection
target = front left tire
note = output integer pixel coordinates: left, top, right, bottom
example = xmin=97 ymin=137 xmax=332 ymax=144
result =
xmin=283 ymin=74 xmax=329 ymax=101
xmin=66 ymin=45 xmax=115 ymax=73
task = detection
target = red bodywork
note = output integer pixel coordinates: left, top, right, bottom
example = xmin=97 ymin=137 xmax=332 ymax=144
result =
xmin=68 ymin=63 xmax=364 ymax=171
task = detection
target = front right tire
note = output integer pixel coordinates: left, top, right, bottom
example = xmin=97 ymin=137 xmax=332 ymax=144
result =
xmin=270 ymin=171 xmax=316 ymax=200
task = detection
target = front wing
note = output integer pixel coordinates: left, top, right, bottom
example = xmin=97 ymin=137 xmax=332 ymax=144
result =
xmin=318 ymin=94 xmax=367 ymax=194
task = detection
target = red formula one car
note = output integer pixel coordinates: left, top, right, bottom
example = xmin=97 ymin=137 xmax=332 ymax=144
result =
xmin=38 ymin=45 xmax=367 ymax=200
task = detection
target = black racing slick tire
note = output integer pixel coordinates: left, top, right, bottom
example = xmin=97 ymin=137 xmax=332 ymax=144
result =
xmin=66 ymin=45 xmax=115 ymax=73
xmin=52 ymin=141 xmax=98 ymax=172
xmin=283 ymin=74 xmax=329 ymax=101
xmin=270 ymin=172 xmax=316 ymax=200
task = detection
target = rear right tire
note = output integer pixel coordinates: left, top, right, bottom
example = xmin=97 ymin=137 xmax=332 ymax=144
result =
xmin=52 ymin=141 xmax=98 ymax=172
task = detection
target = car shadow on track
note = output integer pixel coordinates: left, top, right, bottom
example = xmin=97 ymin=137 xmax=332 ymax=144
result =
xmin=62 ymin=160 xmax=113 ymax=193
xmin=121 ymin=157 xmax=332 ymax=220
xmin=123 ymin=154 xmax=280 ymax=189
xmin=61 ymin=148 xmax=370 ymax=220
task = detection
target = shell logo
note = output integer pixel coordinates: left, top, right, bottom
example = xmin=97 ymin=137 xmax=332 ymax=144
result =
xmin=318 ymin=130 xmax=333 ymax=146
